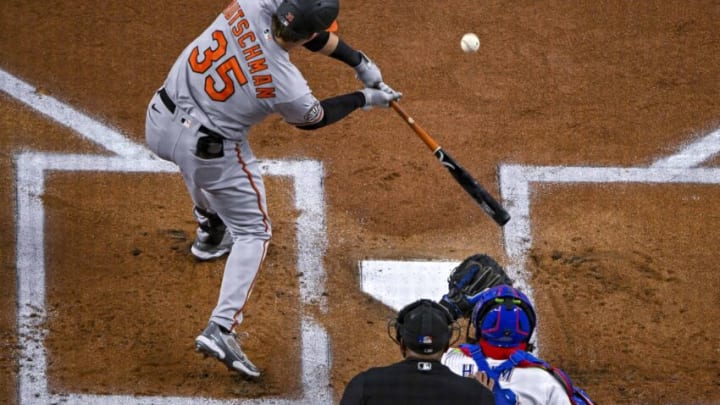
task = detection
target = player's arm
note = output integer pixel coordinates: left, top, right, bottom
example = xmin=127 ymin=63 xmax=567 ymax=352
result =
xmin=303 ymin=31 xmax=341 ymax=56
xmin=276 ymin=91 xmax=399 ymax=131
xmin=292 ymin=88 xmax=400 ymax=131
xmin=303 ymin=31 xmax=384 ymax=89
xmin=294 ymin=93 xmax=363 ymax=130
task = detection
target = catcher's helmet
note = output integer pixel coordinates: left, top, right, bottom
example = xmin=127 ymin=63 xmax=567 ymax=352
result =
xmin=470 ymin=285 xmax=536 ymax=348
xmin=389 ymin=299 xmax=456 ymax=354
xmin=275 ymin=0 xmax=339 ymax=38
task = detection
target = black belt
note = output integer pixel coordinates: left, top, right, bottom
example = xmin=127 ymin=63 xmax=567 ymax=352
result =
xmin=158 ymin=88 xmax=224 ymax=139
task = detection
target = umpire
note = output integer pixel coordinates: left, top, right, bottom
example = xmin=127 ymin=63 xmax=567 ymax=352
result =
xmin=340 ymin=299 xmax=495 ymax=404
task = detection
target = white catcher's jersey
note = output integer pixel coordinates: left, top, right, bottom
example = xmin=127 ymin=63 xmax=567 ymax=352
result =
xmin=442 ymin=348 xmax=572 ymax=405
xmin=162 ymin=0 xmax=320 ymax=141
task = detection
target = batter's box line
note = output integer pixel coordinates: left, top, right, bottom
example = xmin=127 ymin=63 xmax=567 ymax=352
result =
xmin=499 ymin=126 xmax=720 ymax=290
xmin=357 ymin=128 xmax=720 ymax=358
xmin=499 ymin=164 xmax=720 ymax=304
xmin=14 ymin=152 xmax=332 ymax=404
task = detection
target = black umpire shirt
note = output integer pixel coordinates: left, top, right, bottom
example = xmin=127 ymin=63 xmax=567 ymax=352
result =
xmin=339 ymin=358 xmax=495 ymax=405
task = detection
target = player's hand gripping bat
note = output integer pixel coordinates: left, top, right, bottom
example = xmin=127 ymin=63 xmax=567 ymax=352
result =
xmin=389 ymin=100 xmax=511 ymax=226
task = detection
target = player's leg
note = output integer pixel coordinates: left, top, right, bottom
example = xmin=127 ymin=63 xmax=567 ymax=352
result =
xmin=173 ymin=135 xmax=234 ymax=260
xmin=203 ymin=148 xmax=272 ymax=327
xmin=194 ymin=235 xmax=268 ymax=377
xmin=193 ymin=141 xmax=272 ymax=377
xmin=147 ymin=94 xmax=266 ymax=377
xmin=145 ymin=92 xmax=233 ymax=259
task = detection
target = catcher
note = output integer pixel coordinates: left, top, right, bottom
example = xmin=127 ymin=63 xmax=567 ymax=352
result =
xmin=438 ymin=254 xmax=595 ymax=405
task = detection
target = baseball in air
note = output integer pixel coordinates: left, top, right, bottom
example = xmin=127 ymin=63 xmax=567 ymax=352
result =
xmin=460 ymin=33 xmax=480 ymax=53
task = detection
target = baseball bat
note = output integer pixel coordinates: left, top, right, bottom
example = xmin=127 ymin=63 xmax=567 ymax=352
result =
xmin=389 ymin=100 xmax=511 ymax=226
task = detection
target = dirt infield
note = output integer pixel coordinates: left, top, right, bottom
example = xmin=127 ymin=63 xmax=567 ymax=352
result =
xmin=2 ymin=0 xmax=720 ymax=404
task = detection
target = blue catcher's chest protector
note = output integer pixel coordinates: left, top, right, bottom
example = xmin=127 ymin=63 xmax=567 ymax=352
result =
xmin=459 ymin=344 xmax=595 ymax=405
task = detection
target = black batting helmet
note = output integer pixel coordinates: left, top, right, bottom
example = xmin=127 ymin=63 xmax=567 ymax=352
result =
xmin=275 ymin=0 xmax=339 ymax=39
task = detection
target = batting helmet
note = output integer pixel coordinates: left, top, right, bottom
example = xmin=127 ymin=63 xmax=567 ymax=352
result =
xmin=275 ymin=0 xmax=339 ymax=39
xmin=470 ymin=285 xmax=536 ymax=348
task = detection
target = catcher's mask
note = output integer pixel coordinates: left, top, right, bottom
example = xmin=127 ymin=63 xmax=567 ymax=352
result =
xmin=468 ymin=285 xmax=537 ymax=349
xmin=388 ymin=299 xmax=459 ymax=355
xmin=275 ymin=0 xmax=339 ymax=39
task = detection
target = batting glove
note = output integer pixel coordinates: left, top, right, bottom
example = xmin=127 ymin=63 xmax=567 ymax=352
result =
xmin=354 ymin=51 xmax=383 ymax=88
xmin=359 ymin=85 xmax=402 ymax=110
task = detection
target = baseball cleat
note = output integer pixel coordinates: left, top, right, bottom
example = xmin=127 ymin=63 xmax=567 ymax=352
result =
xmin=190 ymin=228 xmax=233 ymax=261
xmin=195 ymin=322 xmax=260 ymax=378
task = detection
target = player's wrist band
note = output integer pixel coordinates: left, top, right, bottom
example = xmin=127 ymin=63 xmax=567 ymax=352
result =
xmin=329 ymin=39 xmax=362 ymax=67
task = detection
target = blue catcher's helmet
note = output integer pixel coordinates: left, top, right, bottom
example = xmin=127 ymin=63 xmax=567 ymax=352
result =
xmin=470 ymin=285 xmax=537 ymax=348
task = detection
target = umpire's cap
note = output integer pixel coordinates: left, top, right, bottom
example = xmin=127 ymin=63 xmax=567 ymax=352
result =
xmin=393 ymin=299 xmax=454 ymax=354
xmin=275 ymin=0 xmax=339 ymax=38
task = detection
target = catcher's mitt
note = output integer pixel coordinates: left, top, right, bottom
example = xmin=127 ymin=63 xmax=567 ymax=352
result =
xmin=439 ymin=254 xmax=513 ymax=320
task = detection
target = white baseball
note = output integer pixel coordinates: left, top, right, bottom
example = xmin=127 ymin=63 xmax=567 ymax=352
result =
xmin=460 ymin=33 xmax=480 ymax=53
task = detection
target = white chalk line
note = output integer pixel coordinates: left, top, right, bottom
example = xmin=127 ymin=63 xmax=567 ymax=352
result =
xmin=3 ymin=67 xmax=332 ymax=404
xmin=651 ymin=127 xmax=720 ymax=169
xmin=0 ymin=69 xmax=153 ymax=159
xmin=360 ymin=127 xmax=720 ymax=358
xmin=499 ymin=163 xmax=720 ymax=293
xmin=496 ymin=132 xmax=720 ymax=355
xmin=5 ymin=63 xmax=720 ymax=404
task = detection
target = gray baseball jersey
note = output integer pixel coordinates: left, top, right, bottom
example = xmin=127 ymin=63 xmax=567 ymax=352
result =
xmin=146 ymin=0 xmax=322 ymax=332
xmin=164 ymin=0 xmax=322 ymax=139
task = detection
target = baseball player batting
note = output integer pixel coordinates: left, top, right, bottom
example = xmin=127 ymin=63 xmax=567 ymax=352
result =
xmin=145 ymin=0 xmax=401 ymax=378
